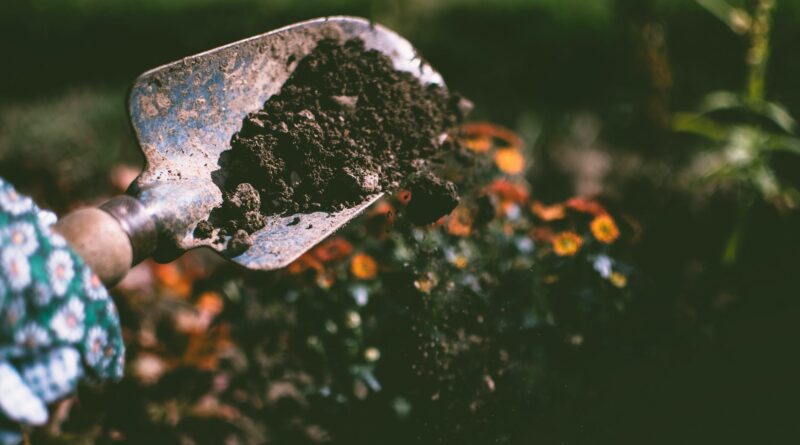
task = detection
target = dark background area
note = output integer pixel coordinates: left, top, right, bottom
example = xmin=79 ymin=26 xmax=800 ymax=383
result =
xmin=2 ymin=0 xmax=800 ymax=443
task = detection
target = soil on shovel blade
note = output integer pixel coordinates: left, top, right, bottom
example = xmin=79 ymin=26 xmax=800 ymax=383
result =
xmin=196 ymin=38 xmax=470 ymax=252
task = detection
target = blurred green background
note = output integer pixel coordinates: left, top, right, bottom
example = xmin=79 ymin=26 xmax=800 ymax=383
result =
xmin=2 ymin=0 xmax=800 ymax=443
xmin=5 ymin=0 xmax=800 ymax=202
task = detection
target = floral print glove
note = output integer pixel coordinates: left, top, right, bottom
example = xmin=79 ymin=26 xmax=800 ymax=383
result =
xmin=0 ymin=179 xmax=125 ymax=444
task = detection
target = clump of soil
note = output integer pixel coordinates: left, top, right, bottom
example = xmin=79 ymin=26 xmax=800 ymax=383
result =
xmin=197 ymin=38 xmax=470 ymax=249
xmin=405 ymin=172 xmax=459 ymax=225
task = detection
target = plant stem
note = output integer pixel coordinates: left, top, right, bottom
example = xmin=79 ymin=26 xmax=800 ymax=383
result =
xmin=747 ymin=0 xmax=775 ymax=103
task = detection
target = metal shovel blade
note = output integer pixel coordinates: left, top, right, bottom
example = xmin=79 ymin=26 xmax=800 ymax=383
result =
xmin=126 ymin=16 xmax=445 ymax=270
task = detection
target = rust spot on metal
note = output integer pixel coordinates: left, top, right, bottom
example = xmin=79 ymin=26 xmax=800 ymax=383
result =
xmin=155 ymin=92 xmax=172 ymax=110
xmin=139 ymin=95 xmax=159 ymax=118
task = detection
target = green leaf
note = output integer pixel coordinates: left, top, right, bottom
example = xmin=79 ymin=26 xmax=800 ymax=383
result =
xmin=671 ymin=112 xmax=729 ymax=141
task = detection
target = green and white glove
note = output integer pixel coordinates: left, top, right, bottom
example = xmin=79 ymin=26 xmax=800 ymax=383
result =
xmin=0 ymin=178 xmax=125 ymax=444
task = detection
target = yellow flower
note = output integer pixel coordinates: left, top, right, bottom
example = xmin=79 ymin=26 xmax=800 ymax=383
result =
xmin=494 ymin=148 xmax=525 ymax=174
xmin=590 ymin=214 xmax=620 ymax=244
xmin=610 ymin=271 xmax=627 ymax=288
xmin=552 ymin=231 xmax=583 ymax=256
xmin=350 ymin=253 xmax=378 ymax=280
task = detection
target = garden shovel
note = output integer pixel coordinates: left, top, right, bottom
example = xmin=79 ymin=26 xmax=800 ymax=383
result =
xmin=53 ymin=16 xmax=446 ymax=286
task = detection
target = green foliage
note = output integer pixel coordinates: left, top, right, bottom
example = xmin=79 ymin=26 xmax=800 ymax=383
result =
xmin=674 ymin=0 xmax=799 ymax=262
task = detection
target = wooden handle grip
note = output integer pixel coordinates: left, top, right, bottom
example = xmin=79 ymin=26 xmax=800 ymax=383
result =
xmin=54 ymin=208 xmax=134 ymax=286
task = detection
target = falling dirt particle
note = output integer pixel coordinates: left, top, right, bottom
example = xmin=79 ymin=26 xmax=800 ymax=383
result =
xmin=405 ymin=172 xmax=459 ymax=225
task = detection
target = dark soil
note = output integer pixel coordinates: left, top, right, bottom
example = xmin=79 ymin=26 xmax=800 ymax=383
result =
xmin=196 ymin=38 xmax=469 ymax=249
xmin=405 ymin=172 xmax=459 ymax=225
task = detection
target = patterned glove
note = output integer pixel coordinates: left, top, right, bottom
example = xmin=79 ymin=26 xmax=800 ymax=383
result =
xmin=0 ymin=179 xmax=125 ymax=444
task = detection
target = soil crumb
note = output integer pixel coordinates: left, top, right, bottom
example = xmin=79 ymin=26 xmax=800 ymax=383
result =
xmin=405 ymin=172 xmax=459 ymax=225
xmin=227 ymin=229 xmax=253 ymax=256
xmin=197 ymin=37 xmax=470 ymax=250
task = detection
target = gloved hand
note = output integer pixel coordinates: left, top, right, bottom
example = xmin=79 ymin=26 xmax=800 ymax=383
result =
xmin=0 ymin=179 xmax=125 ymax=444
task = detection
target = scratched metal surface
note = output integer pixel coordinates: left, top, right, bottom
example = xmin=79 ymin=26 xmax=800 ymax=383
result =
xmin=126 ymin=16 xmax=445 ymax=270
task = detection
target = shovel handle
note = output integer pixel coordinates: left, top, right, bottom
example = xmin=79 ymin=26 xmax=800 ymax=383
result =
xmin=54 ymin=196 xmax=157 ymax=286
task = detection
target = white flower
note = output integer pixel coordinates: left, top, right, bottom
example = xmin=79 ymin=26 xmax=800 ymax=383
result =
xmin=37 ymin=209 xmax=57 ymax=231
xmin=14 ymin=322 xmax=50 ymax=348
xmin=82 ymin=267 xmax=107 ymax=301
xmin=350 ymin=285 xmax=369 ymax=306
xmin=48 ymin=232 xmax=67 ymax=248
xmin=47 ymin=249 xmax=74 ymax=296
xmin=2 ymin=247 xmax=31 ymax=291
xmin=592 ymin=254 xmax=613 ymax=279
xmin=105 ymin=300 xmax=119 ymax=319
xmin=460 ymin=274 xmax=482 ymax=293
xmin=50 ymin=297 xmax=85 ymax=342
xmin=32 ymin=282 xmax=52 ymax=306
xmin=515 ymin=236 xmax=535 ymax=253
xmin=504 ymin=204 xmax=522 ymax=220
xmin=4 ymin=221 xmax=38 ymax=256
xmin=0 ymin=187 xmax=33 ymax=215
xmin=84 ymin=326 xmax=108 ymax=367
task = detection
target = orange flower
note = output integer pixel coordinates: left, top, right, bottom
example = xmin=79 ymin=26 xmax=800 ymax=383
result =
xmin=446 ymin=206 xmax=473 ymax=237
xmin=195 ymin=291 xmax=224 ymax=316
xmin=286 ymin=258 xmax=306 ymax=275
xmin=351 ymin=253 xmax=378 ymax=280
xmin=487 ymin=180 xmax=529 ymax=204
xmin=590 ymin=214 xmax=620 ymax=244
xmin=494 ymin=148 xmax=525 ymax=174
xmin=531 ymin=201 xmax=566 ymax=221
xmin=461 ymin=122 xmax=524 ymax=151
xmin=313 ymin=237 xmax=353 ymax=262
xmin=565 ymin=197 xmax=607 ymax=216
xmin=153 ymin=262 xmax=181 ymax=287
xmin=152 ymin=262 xmax=192 ymax=298
xmin=552 ymin=231 xmax=583 ymax=256
xmin=287 ymin=253 xmax=324 ymax=275
xmin=465 ymin=135 xmax=492 ymax=153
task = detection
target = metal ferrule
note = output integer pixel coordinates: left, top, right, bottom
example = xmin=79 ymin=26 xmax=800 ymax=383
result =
xmin=100 ymin=195 xmax=157 ymax=265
